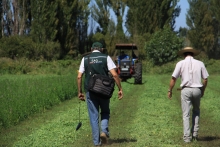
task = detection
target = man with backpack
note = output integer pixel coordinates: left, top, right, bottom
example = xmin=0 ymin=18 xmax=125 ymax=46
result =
xmin=77 ymin=42 xmax=123 ymax=146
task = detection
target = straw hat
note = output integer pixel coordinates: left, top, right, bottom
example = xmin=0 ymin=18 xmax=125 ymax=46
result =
xmin=177 ymin=47 xmax=200 ymax=56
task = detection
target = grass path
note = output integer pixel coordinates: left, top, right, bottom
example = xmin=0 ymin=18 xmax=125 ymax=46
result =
xmin=0 ymin=75 xmax=220 ymax=147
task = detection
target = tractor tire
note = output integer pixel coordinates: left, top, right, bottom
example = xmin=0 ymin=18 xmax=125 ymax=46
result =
xmin=134 ymin=63 xmax=142 ymax=84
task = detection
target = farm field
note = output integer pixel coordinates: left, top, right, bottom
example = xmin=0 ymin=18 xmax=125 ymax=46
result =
xmin=0 ymin=74 xmax=220 ymax=147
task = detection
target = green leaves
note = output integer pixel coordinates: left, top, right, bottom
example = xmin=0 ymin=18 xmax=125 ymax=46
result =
xmin=186 ymin=0 xmax=219 ymax=58
xmin=145 ymin=27 xmax=183 ymax=65
xmin=126 ymin=0 xmax=181 ymax=36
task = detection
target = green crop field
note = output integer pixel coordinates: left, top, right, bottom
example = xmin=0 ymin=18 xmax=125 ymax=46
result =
xmin=0 ymin=74 xmax=78 ymax=128
xmin=0 ymin=74 xmax=220 ymax=147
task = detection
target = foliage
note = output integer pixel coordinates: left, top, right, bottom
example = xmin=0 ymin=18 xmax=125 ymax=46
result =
xmin=0 ymin=58 xmax=80 ymax=75
xmin=186 ymin=0 xmax=219 ymax=58
xmin=0 ymin=36 xmax=61 ymax=60
xmin=0 ymin=0 xmax=185 ymax=60
xmin=91 ymin=0 xmax=112 ymax=35
xmin=30 ymin=1 xmax=58 ymax=43
xmin=1 ymin=56 xmax=220 ymax=76
xmin=203 ymin=59 xmax=220 ymax=74
xmin=126 ymin=0 xmax=181 ymax=36
xmin=178 ymin=27 xmax=188 ymax=38
xmin=91 ymin=33 xmax=105 ymax=44
xmin=211 ymin=0 xmax=220 ymax=22
xmin=90 ymin=0 xmax=128 ymax=55
xmin=0 ymin=0 xmax=90 ymax=58
xmin=0 ymin=36 xmax=35 ymax=59
xmin=33 ymin=41 xmax=61 ymax=61
xmin=145 ymin=27 xmax=183 ymax=65
xmin=104 ymin=19 xmax=117 ymax=56
xmin=107 ymin=0 xmax=127 ymax=42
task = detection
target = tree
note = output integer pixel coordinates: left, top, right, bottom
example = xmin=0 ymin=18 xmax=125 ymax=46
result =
xmin=178 ymin=27 xmax=188 ymax=38
xmin=186 ymin=0 xmax=218 ymax=58
xmin=0 ymin=0 xmax=31 ymax=36
xmin=178 ymin=27 xmax=191 ymax=47
xmin=126 ymin=0 xmax=181 ymax=36
xmin=91 ymin=0 xmax=111 ymax=35
xmin=1 ymin=0 xmax=13 ymax=36
xmin=19 ymin=0 xmax=31 ymax=35
xmin=211 ymin=0 xmax=220 ymax=22
xmin=77 ymin=0 xmax=90 ymax=54
xmin=110 ymin=0 xmax=128 ymax=42
xmin=0 ymin=0 xmax=2 ymax=38
xmin=145 ymin=27 xmax=183 ymax=65
xmin=30 ymin=0 xmax=58 ymax=43
xmin=52 ymin=0 xmax=89 ymax=56
xmin=210 ymin=0 xmax=220 ymax=58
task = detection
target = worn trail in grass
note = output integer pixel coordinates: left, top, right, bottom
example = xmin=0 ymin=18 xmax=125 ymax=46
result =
xmin=0 ymin=75 xmax=220 ymax=147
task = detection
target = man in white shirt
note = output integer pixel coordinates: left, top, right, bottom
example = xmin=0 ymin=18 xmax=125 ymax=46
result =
xmin=168 ymin=47 xmax=209 ymax=143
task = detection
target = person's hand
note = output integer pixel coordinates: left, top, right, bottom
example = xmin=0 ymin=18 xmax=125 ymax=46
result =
xmin=78 ymin=93 xmax=85 ymax=101
xmin=118 ymin=90 xmax=123 ymax=100
xmin=201 ymin=90 xmax=204 ymax=98
xmin=168 ymin=91 xmax=172 ymax=100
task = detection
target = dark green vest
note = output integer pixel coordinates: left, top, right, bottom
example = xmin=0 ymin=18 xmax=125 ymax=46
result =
xmin=84 ymin=52 xmax=108 ymax=91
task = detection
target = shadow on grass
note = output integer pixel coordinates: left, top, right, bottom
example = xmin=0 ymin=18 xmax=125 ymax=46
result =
xmin=123 ymin=80 xmax=147 ymax=85
xmin=198 ymin=136 xmax=220 ymax=141
xmin=108 ymin=138 xmax=137 ymax=145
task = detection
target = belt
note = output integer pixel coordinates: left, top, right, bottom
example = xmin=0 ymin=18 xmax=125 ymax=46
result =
xmin=182 ymin=86 xmax=192 ymax=88
xmin=182 ymin=86 xmax=203 ymax=90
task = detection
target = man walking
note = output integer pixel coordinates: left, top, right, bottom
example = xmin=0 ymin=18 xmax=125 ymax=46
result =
xmin=77 ymin=42 xmax=123 ymax=146
xmin=168 ymin=47 xmax=209 ymax=143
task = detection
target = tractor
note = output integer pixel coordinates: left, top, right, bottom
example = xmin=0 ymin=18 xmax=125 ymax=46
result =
xmin=115 ymin=43 xmax=142 ymax=84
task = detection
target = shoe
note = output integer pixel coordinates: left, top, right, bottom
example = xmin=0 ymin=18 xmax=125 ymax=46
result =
xmin=184 ymin=140 xmax=191 ymax=143
xmin=100 ymin=132 xmax=108 ymax=145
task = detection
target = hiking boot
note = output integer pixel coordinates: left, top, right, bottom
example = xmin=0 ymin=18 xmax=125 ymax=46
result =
xmin=100 ymin=132 xmax=108 ymax=145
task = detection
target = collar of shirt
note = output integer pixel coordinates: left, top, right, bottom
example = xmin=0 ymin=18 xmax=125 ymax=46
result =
xmin=185 ymin=56 xmax=194 ymax=61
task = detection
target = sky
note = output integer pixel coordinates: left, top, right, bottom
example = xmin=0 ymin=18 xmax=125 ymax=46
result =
xmin=175 ymin=0 xmax=189 ymax=31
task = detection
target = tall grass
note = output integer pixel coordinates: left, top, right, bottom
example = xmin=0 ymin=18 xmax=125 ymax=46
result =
xmin=0 ymin=74 xmax=77 ymax=128
xmin=0 ymin=58 xmax=81 ymax=75
xmin=0 ymin=57 xmax=219 ymax=130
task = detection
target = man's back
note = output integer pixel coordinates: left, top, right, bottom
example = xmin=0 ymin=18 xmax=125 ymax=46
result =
xmin=172 ymin=56 xmax=209 ymax=87
xmin=84 ymin=52 xmax=108 ymax=75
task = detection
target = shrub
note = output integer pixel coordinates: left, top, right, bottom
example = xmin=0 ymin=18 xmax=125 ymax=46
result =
xmin=145 ymin=27 xmax=183 ymax=65
xmin=33 ymin=41 xmax=61 ymax=60
xmin=0 ymin=36 xmax=35 ymax=59
xmin=0 ymin=36 xmax=61 ymax=60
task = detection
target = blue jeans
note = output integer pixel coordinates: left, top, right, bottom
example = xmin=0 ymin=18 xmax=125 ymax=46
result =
xmin=86 ymin=91 xmax=110 ymax=145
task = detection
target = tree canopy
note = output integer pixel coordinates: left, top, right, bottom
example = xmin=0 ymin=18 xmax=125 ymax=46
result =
xmin=0 ymin=0 xmax=219 ymax=60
